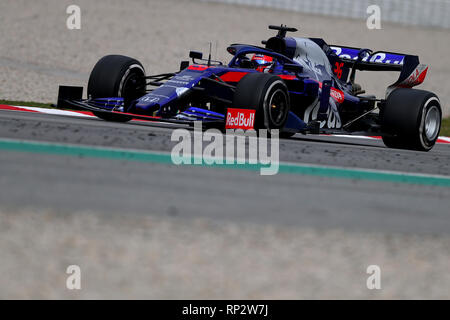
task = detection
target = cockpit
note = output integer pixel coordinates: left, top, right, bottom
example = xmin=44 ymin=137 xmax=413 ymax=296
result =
xmin=226 ymin=44 xmax=292 ymax=74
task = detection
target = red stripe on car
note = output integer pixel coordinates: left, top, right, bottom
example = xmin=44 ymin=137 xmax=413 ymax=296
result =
xmin=220 ymin=72 xmax=249 ymax=82
xmin=187 ymin=65 xmax=209 ymax=71
xmin=278 ymin=75 xmax=296 ymax=80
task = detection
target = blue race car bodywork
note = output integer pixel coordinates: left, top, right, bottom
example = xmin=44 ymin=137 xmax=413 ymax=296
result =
xmin=57 ymin=25 xmax=434 ymax=140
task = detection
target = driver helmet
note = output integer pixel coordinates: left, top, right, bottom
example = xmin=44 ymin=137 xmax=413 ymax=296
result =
xmin=251 ymin=54 xmax=274 ymax=72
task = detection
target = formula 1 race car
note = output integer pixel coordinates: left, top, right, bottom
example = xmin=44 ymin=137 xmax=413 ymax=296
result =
xmin=56 ymin=25 xmax=442 ymax=151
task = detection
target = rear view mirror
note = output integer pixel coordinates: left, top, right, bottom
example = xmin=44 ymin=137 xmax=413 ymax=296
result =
xmin=189 ymin=51 xmax=203 ymax=60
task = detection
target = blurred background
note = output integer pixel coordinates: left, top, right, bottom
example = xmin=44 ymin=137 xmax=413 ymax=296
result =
xmin=0 ymin=0 xmax=450 ymax=299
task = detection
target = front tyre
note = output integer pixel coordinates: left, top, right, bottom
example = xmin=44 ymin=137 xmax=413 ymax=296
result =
xmin=88 ymin=55 xmax=146 ymax=122
xmin=381 ymin=88 xmax=441 ymax=151
xmin=233 ymin=73 xmax=290 ymax=132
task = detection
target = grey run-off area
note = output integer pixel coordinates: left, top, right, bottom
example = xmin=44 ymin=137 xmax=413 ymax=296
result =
xmin=0 ymin=110 xmax=450 ymax=299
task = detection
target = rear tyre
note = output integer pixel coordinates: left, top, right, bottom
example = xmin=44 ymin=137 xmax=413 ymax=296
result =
xmin=381 ymin=88 xmax=441 ymax=151
xmin=233 ymin=73 xmax=290 ymax=132
xmin=87 ymin=55 xmax=146 ymax=122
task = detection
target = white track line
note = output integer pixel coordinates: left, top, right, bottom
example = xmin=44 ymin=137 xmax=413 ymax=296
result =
xmin=325 ymin=134 xmax=379 ymax=140
xmin=438 ymin=136 xmax=450 ymax=143
xmin=16 ymin=106 xmax=94 ymax=118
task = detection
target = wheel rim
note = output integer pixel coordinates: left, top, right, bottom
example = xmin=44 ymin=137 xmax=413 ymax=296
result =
xmin=268 ymin=88 xmax=288 ymax=126
xmin=424 ymin=105 xmax=440 ymax=141
xmin=122 ymin=71 xmax=145 ymax=102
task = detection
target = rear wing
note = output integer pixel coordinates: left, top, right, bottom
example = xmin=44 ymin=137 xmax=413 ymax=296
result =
xmin=328 ymin=45 xmax=428 ymax=95
xmin=330 ymin=45 xmax=405 ymax=71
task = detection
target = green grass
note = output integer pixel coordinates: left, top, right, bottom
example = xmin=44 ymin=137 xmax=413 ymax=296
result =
xmin=441 ymin=117 xmax=450 ymax=137
xmin=0 ymin=99 xmax=52 ymax=108
xmin=1 ymin=99 xmax=450 ymax=137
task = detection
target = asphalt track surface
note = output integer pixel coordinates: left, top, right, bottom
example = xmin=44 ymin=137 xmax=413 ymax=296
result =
xmin=1 ymin=0 xmax=450 ymax=299
xmin=1 ymin=108 xmax=450 ymax=233
xmin=1 ymin=108 xmax=450 ymax=299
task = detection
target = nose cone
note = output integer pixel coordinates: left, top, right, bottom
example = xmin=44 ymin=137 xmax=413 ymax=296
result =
xmin=135 ymin=84 xmax=178 ymax=113
xmin=134 ymin=69 xmax=206 ymax=114
xmin=134 ymin=95 xmax=161 ymax=114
